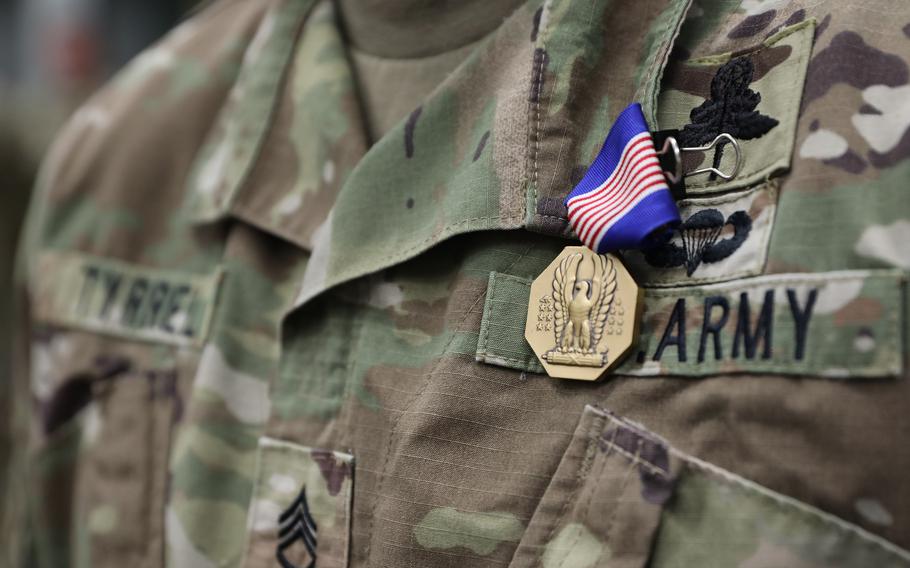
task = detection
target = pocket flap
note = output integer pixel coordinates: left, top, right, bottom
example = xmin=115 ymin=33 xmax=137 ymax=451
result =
xmin=511 ymin=406 xmax=910 ymax=567
xmin=510 ymin=405 xmax=684 ymax=568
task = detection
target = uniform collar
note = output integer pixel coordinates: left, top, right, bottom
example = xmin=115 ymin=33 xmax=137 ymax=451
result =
xmin=181 ymin=0 xmax=693 ymax=307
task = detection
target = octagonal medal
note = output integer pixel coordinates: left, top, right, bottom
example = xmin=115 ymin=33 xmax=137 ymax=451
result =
xmin=525 ymin=247 xmax=642 ymax=381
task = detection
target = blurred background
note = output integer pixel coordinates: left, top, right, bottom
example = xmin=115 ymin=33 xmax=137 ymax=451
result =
xmin=1 ymin=0 xmax=202 ymax=377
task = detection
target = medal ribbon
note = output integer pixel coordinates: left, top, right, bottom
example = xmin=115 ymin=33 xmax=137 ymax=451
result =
xmin=565 ymin=103 xmax=680 ymax=253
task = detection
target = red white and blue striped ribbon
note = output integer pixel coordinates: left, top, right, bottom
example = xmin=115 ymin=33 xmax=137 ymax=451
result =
xmin=565 ymin=103 xmax=680 ymax=253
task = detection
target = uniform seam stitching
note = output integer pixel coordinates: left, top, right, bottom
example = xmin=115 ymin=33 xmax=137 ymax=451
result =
xmin=645 ymin=272 xmax=901 ymax=296
xmin=599 ymin=437 xmax=669 ymax=479
xmin=556 ymin=428 xmax=614 ymax=568
xmin=476 ymin=273 xmax=499 ymax=359
xmin=531 ymin=46 xmax=545 ymax=210
xmin=601 ymin=440 xmax=641 ymax=552
xmin=527 ymin=0 xmax=550 ymax=226
xmin=341 ymin=466 xmax=353 ymax=566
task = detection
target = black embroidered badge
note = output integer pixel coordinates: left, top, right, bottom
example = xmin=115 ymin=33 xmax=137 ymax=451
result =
xmin=644 ymin=209 xmax=752 ymax=275
xmin=678 ymin=57 xmax=778 ymax=179
xmin=277 ymin=487 xmax=318 ymax=568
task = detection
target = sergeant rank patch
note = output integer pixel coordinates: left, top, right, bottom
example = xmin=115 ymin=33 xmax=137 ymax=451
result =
xmin=277 ymin=486 xmax=318 ymax=568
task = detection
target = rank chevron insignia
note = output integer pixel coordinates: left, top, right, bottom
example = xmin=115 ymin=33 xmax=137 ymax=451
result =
xmin=565 ymin=103 xmax=681 ymax=252
xmin=277 ymin=486 xmax=318 ymax=568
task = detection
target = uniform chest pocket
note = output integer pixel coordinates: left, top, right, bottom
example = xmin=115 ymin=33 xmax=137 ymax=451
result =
xmin=243 ymin=438 xmax=354 ymax=568
xmin=508 ymin=405 xmax=910 ymax=568
xmin=28 ymin=328 xmax=185 ymax=568
xmin=26 ymin=250 xmax=223 ymax=567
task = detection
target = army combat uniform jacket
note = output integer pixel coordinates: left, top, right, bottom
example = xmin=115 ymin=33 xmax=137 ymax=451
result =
xmin=5 ymin=0 xmax=910 ymax=566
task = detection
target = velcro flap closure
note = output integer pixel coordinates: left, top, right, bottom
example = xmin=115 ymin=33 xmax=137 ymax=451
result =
xmin=477 ymin=269 xmax=906 ymax=379
xmin=476 ymin=273 xmax=545 ymax=374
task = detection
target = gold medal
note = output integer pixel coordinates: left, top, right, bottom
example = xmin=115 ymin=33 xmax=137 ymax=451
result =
xmin=525 ymin=246 xmax=641 ymax=381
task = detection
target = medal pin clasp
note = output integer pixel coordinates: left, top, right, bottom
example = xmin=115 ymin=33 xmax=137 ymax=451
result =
xmin=657 ymin=133 xmax=743 ymax=183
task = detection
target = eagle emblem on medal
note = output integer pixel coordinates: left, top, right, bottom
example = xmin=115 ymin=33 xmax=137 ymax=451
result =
xmin=526 ymin=247 xmax=641 ymax=381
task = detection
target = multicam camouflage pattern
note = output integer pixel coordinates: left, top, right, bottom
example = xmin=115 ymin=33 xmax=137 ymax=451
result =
xmin=5 ymin=0 xmax=910 ymax=567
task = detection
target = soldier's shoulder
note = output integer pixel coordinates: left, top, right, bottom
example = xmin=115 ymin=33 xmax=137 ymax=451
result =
xmin=30 ymin=0 xmax=270 ymax=242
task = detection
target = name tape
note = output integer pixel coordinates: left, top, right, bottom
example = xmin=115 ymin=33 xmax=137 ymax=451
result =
xmin=477 ymin=270 xmax=904 ymax=379
xmin=33 ymin=250 xmax=223 ymax=348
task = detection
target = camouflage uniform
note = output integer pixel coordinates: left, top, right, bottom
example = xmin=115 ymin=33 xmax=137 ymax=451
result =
xmin=6 ymin=0 xmax=910 ymax=566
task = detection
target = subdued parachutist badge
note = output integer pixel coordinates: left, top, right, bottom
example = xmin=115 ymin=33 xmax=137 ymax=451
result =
xmin=525 ymin=247 xmax=641 ymax=381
